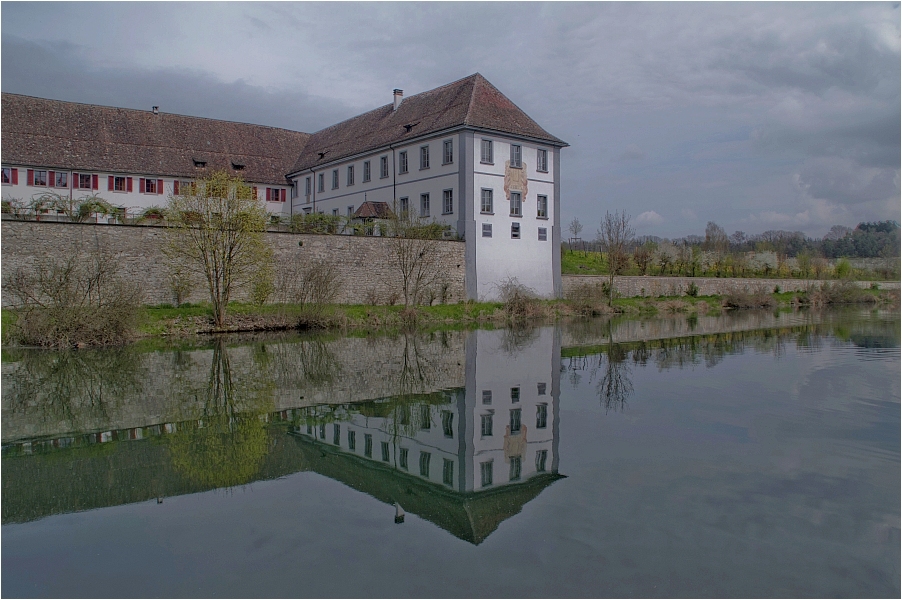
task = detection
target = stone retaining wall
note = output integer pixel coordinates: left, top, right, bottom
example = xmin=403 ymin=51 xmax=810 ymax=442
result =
xmin=1 ymin=220 xmax=466 ymax=306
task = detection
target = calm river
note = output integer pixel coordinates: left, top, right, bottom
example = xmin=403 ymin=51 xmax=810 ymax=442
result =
xmin=2 ymin=308 xmax=899 ymax=598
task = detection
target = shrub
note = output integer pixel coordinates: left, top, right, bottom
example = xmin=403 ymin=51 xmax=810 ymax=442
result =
xmin=498 ymin=278 xmax=543 ymax=322
xmin=565 ymin=281 xmax=609 ymax=316
xmin=686 ymin=281 xmax=699 ymax=297
xmin=722 ymin=290 xmax=776 ymax=309
xmin=798 ymin=282 xmax=876 ymax=307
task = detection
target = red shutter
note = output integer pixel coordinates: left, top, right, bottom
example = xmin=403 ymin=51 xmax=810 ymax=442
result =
xmin=281 ymin=189 xmax=286 ymax=202
xmin=108 ymin=176 xmax=114 ymax=191
xmin=140 ymin=178 xmax=145 ymax=194
xmin=126 ymin=177 xmax=133 ymax=192
xmin=27 ymin=169 xmax=34 ymax=186
xmin=266 ymin=188 xmax=271 ymax=202
xmin=11 ymin=169 xmax=18 ymax=185
xmin=157 ymin=179 xmax=163 ymax=194
xmin=49 ymin=171 xmax=55 ymax=187
xmin=253 ymin=187 xmax=258 ymax=200
xmin=92 ymin=174 xmax=98 ymax=190
xmin=173 ymin=180 xmax=179 ymax=195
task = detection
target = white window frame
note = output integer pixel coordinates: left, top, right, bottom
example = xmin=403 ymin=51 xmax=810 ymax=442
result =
xmin=363 ymin=160 xmax=371 ymax=182
xmin=480 ymin=188 xmax=493 ymax=214
xmin=482 ymin=223 xmax=492 ymax=238
xmin=481 ymin=460 xmax=493 ymax=487
xmin=1 ymin=168 xmax=11 ymax=185
xmin=399 ymin=196 xmax=409 ymax=216
xmin=537 ymin=195 xmax=548 ymax=218
xmin=420 ymin=193 xmax=430 ymax=217
xmin=347 ymin=165 xmax=354 ymax=186
xmin=481 ymin=139 xmax=493 ymax=164
xmin=144 ymin=178 xmax=157 ymax=194
xmin=511 ymin=222 xmax=521 ymax=239
xmin=331 ymin=169 xmax=339 ymax=190
xmin=443 ymin=139 xmax=453 ymax=164
xmin=510 ymin=191 xmax=522 ymax=217
xmin=380 ymin=156 xmax=389 ymax=178
xmin=442 ymin=189 xmax=453 ymax=215
xmin=420 ymin=145 xmax=430 ymax=170
xmin=54 ymin=172 xmax=68 ymax=188
xmin=537 ymin=148 xmax=548 ymax=172
xmin=510 ymin=144 xmax=522 ymax=168
xmin=33 ymin=170 xmax=48 ymax=186
xmin=305 ymin=176 xmax=311 ymax=195
xmin=113 ymin=176 xmax=126 ymax=192
xmin=538 ymin=227 xmax=548 ymax=241
xmin=318 ymin=173 xmax=325 ymax=193
xmin=398 ymin=151 xmax=408 ymax=174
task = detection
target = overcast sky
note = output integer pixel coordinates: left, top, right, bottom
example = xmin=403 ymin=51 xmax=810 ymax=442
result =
xmin=2 ymin=2 xmax=899 ymax=238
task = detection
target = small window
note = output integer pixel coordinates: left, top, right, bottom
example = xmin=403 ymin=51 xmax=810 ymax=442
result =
xmin=481 ymin=460 xmax=493 ymax=487
xmin=54 ymin=172 xmax=68 ymax=188
xmin=510 ymin=144 xmax=522 ymax=168
xmin=305 ymin=176 xmax=312 ymax=195
xmin=399 ymin=447 xmax=409 ymax=470
xmin=482 ymin=390 xmax=492 ymax=404
xmin=538 ymin=382 xmax=547 ymax=396
xmin=420 ymin=145 xmax=430 ymax=170
xmin=347 ymin=429 xmax=356 ymax=451
xmin=537 ymin=195 xmax=548 ymax=218
xmin=536 ymin=450 xmax=548 ymax=472
xmin=381 ymin=441 xmax=390 ymax=462
xmin=347 ymin=206 xmax=353 ymax=217
xmin=481 ymin=413 xmax=493 ymax=437
xmin=1 ymin=168 xmax=11 ymax=184
xmin=193 ymin=159 xmax=206 ymax=168
xmin=537 ymin=403 xmax=548 ymax=429
xmin=332 ymin=208 xmax=339 ymax=216
xmin=318 ymin=173 xmax=325 ymax=193
xmin=511 ymin=387 xmax=520 ymax=402
xmin=510 ymin=408 xmax=522 ymax=433
xmin=380 ymin=156 xmax=389 ymax=178
xmin=538 ymin=228 xmax=547 ymax=241
xmin=443 ymin=139 xmax=453 ymax=164
xmin=333 ymin=424 xmax=341 ymax=445
xmin=443 ymin=459 xmax=454 ymax=486
xmin=481 ymin=188 xmax=493 ymax=214
xmin=331 ymin=169 xmax=339 ymax=190
xmin=510 ymin=191 xmax=522 ymax=217
xmin=33 ymin=170 xmax=48 ymax=186
xmin=363 ymin=160 xmax=371 ymax=182
xmin=419 ymin=451 xmax=431 ymax=477
xmin=509 ymin=455 xmax=522 ymax=481
xmin=399 ymin=197 xmax=409 ymax=216
xmin=537 ymin=148 xmax=548 ymax=172
xmin=319 ymin=423 xmax=326 ymax=439
xmin=420 ymin=405 xmax=431 ymax=430
xmin=306 ymin=424 xmax=312 ymax=435
xmin=364 ymin=434 xmax=373 ymax=458
xmin=347 ymin=165 xmax=354 ymax=186
xmin=442 ymin=189 xmax=453 ymax=215
xmin=303 ymin=207 xmax=312 ymax=214
xmin=442 ymin=410 xmax=454 ymax=438
xmin=144 ymin=178 xmax=157 ymax=194
xmin=481 ymin=139 xmax=493 ymax=164
xmin=511 ymin=223 xmax=521 ymax=239
xmin=398 ymin=151 xmax=408 ymax=174
xmin=482 ymin=223 xmax=492 ymax=238
xmin=79 ymin=174 xmax=92 ymax=190
xmin=420 ymin=193 xmax=430 ymax=217
xmin=114 ymin=176 xmax=126 ymax=192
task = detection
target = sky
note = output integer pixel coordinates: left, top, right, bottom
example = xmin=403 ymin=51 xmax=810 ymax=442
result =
xmin=2 ymin=2 xmax=899 ymax=239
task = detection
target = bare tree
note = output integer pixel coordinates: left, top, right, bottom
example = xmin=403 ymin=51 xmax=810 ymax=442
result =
xmin=384 ymin=216 xmax=450 ymax=307
xmin=597 ymin=211 xmax=634 ymax=305
xmin=164 ymin=171 xmax=273 ymax=327
xmin=568 ymin=217 xmax=584 ymax=254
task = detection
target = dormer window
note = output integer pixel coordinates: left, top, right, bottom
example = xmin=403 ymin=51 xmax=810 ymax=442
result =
xmin=193 ymin=159 xmax=206 ymax=168
xmin=231 ymin=162 xmax=245 ymax=171
xmin=318 ymin=152 xmax=327 ymax=160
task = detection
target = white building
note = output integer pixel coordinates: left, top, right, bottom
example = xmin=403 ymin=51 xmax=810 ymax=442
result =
xmin=2 ymin=74 xmax=567 ymax=300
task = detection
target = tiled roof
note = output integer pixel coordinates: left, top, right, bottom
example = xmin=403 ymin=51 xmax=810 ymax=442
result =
xmin=352 ymin=201 xmax=394 ymax=219
xmin=290 ymin=73 xmax=566 ymax=174
xmin=1 ymin=93 xmax=310 ymax=185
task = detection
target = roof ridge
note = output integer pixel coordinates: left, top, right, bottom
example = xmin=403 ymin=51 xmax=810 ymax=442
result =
xmin=463 ymin=73 xmax=481 ymax=126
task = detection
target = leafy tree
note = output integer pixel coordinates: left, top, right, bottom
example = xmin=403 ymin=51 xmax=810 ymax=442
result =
xmin=164 ymin=171 xmax=273 ymax=327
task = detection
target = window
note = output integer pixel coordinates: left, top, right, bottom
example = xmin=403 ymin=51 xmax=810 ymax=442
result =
xmin=442 ymin=189 xmax=453 ymax=214
xmin=537 ymin=148 xmax=548 ymax=172
xmin=332 ymin=169 xmax=339 ymax=190
xmin=305 ymin=176 xmax=312 ymax=196
xmin=510 ymin=191 xmax=522 ymax=216
xmin=511 ymin=387 xmax=520 ymax=402
xmin=481 ymin=189 xmax=493 ymax=214
xmin=114 ymin=176 xmax=126 ymax=192
xmin=398 ymin=151 xmax=408 ymax=174
xmin=537 ymin=403 xmax=548 ymax=429
xmin=303 ymin=207 xmax=312 ymax=214
xmin=538 ymin=382 xmax=547 ymax=396
xmin=363 ymin=160 xmax=371 ymax=182
xmin=306 ymin=424 xmax=312 ymax=435
xmin=33 ymin=170 xmax=47 ymax=186
xmin=509 ymin=455 xmax=522 ymax=481
xmin=510 ymin=144 xmax=522 ymax=168
xmin=347 ymin=165 xmax=354 ymax=186
xmin=333 ymin=424 xmax=341 ymax=445
xmin=399 ymin=197 xmax=408 ymax=216
xmin=538 ymin=228 xmax=547 ymax=241
xmin=537 ymin=195 xmax=548 ymax=218
xmin=420 ymin=405 xmax=431 ymax=430
xmin=332 ymin=208 xmax=339 ymax=216
xmin=420 ymin=145 xmax=430 ymax=170
xmin=481 ymin=139 xmax=493 ymax=164
xmin=481 ymin=461 xmax=493 ymax=487
xmin=482 ymin=223 xmax=492 ymax=238
xmin=1 ymin=168 xmax=12 ymax=185
xmin=482 ymin=390 xmax=492 ymax=404
xmin=318 ymin=173 xmax=325 ymax=193
xmin=536 ymin=450 xmax=548 ymax=472
xmin=144 ymin=178 xmax=157 ymax=194
xmin=267 ymin=188 xmax=286 ymax=202
xmin=319 ymin=423 xmax=326 ymax=439
xmin=443 ymin=459 xmax=454 ymax=486
xmin=443 ymin=139 xmax=453 ymax=164
xmin=511 ymin=223 xmax=521 ymax=239
xmin=381 ymin=441 xmax=390 ymax=462
xmin=380 ymin=156 xmax=389 ymax=178
xmin=347 ymin=430 xmax=356 ymax=451
xmin=364 ymin=434 xmax=373 ymax=458
xmin=79 ymin=174 xmax=92 ymax=190
xmin=420 ymin=193 xmax=430 ymax=217
xmin=54 ymin=172 xmax=68 ymax=188
xmin=442 ymin=410 xmax=454 ymax=438
xmin=419 ymin=451 xmax=431 ymax=477
xmin=399 ymin=447 xmax=409 ymax=470
xmin=481 ymin=413 xmax=493 ymax=437
xmin=510 ymin=409 xmax=522 ymax=433
xmin=347 ymin=206 xmax=354 ymax=217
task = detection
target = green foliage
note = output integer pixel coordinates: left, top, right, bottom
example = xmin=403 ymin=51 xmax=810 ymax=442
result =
xmin=289 ymin=212 xmax=343 ymax=234
xmin=686 ymin=281 xmax=699 ymax=297
xmin=834 ymin=258 xmax=852 ymax=279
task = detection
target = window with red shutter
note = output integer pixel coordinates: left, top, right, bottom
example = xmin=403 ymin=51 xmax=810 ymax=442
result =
xmin=92 ymin=174 xmax=98 ymax=190
xmin=140 ymin=178 xmax=145 ymax=193
xmin=27 ymin=169 xmax=34 ymax=186
xmin=127 ymin=177 xmax=133 ymax=192
xmin=48 ymin=171 xmax=55 ymax=187
xmin=281 ymin=189 xmax=286 ymax=202
xmin=266 ymin=188 xmax=271 ymax=202
xmin=157 ymin=179 xmax=163 ymax=194
xmin=12 ymin=168 xmax=18 ymax=185
xmin=108 ymin=176 xmax=114 ymax=191
xmin=173 ymin=180 xmax=179 ymax=195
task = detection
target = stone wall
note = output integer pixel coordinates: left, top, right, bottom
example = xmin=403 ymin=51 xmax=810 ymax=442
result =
xmin=562 ymin=274 xmax=899 ymax=299
xmin=0 ymin=220 xmax=466 ymax=306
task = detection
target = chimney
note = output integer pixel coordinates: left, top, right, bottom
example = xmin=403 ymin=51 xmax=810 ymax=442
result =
xmin=393 ymin=89 xmax=403 ymax=111
xmin=152 ymin=106 xmax=159 ymax=114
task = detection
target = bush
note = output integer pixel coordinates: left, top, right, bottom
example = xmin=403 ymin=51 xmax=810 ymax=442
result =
xmin=498 ymin=278 xmax=543 ymax=322
xmin=722 ymin=290 xmax=776 ymax=309
xmin=798 ymin=282 xmax=876 ymax=307
xmin=686 ymin=281 xmax=699 ymax=297
xmin=565 ymin=281 xmax=610 ymax=316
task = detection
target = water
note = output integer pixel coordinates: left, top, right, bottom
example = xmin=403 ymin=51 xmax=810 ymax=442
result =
xmin=2 ymin=309 xmax=899 ymax=598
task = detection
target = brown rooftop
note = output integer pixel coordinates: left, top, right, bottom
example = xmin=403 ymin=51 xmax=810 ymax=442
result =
xmin=352 ymin=201 xmax=394 ymax=220
xmin=290 ymin=73 xmax=567 ymax=174
xmin=1 ymin=93 xmax=310 ymax=186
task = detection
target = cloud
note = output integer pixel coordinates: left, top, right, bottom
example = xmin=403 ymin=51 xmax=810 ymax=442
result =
xmin=614 ymin=144 xmax=647 ymax=161
xmin=635 ymin=211 xmax=664 ymax=228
